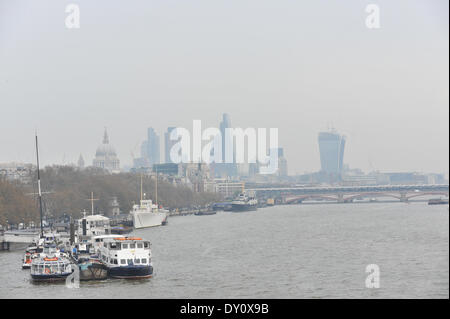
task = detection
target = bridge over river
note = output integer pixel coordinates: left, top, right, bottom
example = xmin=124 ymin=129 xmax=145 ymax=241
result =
xmin=247 ymin=184 xmax=449 ymax=204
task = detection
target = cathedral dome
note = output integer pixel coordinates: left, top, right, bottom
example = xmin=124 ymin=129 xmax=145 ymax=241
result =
xmin=95 ymin=144 xmax=117 ymax=157
xmin=95 ymin=129 xmax=117 ymax=157
xmin=93 ymin=129 xmax=120 ymax=172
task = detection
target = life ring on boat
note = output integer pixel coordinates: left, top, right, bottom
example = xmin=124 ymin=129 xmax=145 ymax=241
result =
xmin=44 ymin=268 xmax=51 ymax=274
xmin=114 ymin=237 xmax=142 ymax=241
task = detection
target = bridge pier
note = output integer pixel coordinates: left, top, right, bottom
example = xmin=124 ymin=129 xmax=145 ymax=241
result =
xmin=400 ymin=192 xmax=408 ymax=202
xmin=0 ymin=241 xmax=10 ymax=251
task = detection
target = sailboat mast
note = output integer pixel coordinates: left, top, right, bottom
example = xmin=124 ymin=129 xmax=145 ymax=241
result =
xmin=155 ymin=166 xmax=158 ymax=208
xmin=91 ymin=192 xmax=94 ymax=216
xmin=140 ymin=173 xmax=143 ymax=202
xmin=35 ymin=134 xmax=44 ymax=238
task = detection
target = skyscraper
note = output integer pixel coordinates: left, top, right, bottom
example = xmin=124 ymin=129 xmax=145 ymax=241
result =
xmin=165 ymin=126 xmax=177 ymax=163
xmin=214 ymin=113 xmax=236 ymax=178
xmin=146 ymin=127 xmax=160 ymax=165
xmin=276 ymin=147 xmax=288 ymax=177
xmin=318 ymin=130 xmax=346 ymax=176
xmin=133 ymin=127 xmax=160 ymax=169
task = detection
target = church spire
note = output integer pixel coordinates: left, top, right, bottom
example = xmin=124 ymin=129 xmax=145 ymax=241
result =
xmin=103 ymin=127 xmax=109 ymax=144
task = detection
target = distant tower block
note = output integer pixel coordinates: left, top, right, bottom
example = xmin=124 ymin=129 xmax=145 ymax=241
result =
xmin=77 ymin=154 xmax=85 ymax=168
xmin=318 ymin=129 xmax=346 ymax=176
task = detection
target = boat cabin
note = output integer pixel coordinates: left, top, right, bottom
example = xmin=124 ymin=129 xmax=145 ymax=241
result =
xmin=77 ymin=214 xmax=111 ymax=237
xmin=98 ymin=237 xmax=152 ymax=267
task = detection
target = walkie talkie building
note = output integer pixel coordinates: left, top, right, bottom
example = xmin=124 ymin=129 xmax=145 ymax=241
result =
xmin=318 ymin=130 xmax=346 ymax=176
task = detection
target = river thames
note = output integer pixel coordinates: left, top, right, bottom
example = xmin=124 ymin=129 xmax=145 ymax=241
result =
xmin=0 ymin=202 xmax=448 ymax=298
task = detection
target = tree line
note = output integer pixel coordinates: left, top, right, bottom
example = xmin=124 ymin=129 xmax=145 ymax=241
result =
xmin=0 ymin=166 xmax=221 ymax=226
xmin=0 ymin=177 xmax=37 ymax=226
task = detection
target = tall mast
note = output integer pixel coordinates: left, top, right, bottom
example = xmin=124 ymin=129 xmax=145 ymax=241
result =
xmin=89 ymin=192 xmax=99 ymax=216
xmin=35 ymin=134 xmax=44 ymax=238
xmin=155 ymin=166 xmax=158 ymax=208
xmin=140 ymin=173 xmax=143 ymax=202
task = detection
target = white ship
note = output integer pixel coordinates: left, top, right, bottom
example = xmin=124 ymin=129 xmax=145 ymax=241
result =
xmin=131 ymin=199 xmax=168 ymax=229
xmin=130 ymin=174 xmax=168 ymax=229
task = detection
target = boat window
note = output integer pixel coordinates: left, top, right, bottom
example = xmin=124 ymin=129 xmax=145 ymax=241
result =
xmin=130 ymin=244 xmax=135 ymax=249
xmin=109 ymin=242 xmax=120 ymax=250
xmin=122 ymin=243 xmax=128 ymax=249
xmin=141 ymin=258 xmax=147 ymax=264
xmin=113 ymin=259 xmax=118 ymax=265
xmin=137 ymin=243 xmax=143 ymax=249
xmin=134 ymin=259 xmax=140 ymax=264
xmin=144 ymin=242 xmax=149 ymax=249
xmin=127 ymin=259 xmax=133 ymax=265
xmin=120 ymin=259 xmax=126 ymax=265
xmin=95 ymin=239 xmax=100 ymax=242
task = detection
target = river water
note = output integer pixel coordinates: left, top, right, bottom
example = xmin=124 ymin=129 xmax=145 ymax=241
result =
xmin=0 ymin=202 xmax=448 ymax=298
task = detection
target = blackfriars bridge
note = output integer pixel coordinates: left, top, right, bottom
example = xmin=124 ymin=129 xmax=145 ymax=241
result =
xmin=247 ymin=184 xmax=449 ymax=203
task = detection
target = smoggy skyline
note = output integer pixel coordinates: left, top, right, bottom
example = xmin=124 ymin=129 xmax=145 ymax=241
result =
xmin=0 ymin=0 xmax=448 ymax=175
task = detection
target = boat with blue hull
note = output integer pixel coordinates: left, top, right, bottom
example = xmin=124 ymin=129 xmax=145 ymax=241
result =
xmin=231 ymin=193 xmax=258 ymax=212
xmin=108 ymin=264 xmax=153 ymax=279
xmin=98 ymin=237 xmax=153 ymax=279
xmin=30 ymin=245 xmax=74 ymax=282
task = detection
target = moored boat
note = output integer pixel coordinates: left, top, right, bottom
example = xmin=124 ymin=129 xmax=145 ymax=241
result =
xmin=22 ymin=251 xmax=33 ymax=269
xmin=30 ymin=245 xmax=74 ymax=282
xmin=231 ymin=192 xmax=258 ymax=212
xmin=428 ymin=198 xmax=449 ymax=205
xmin=194 ymin=210 xmax=217 ymax=216
xmin=76 ymin=256 xmax=108 ymax=281
xmin=98 ymin=237 xmax=153 ymax=279
xmin=131 ymin=199 xmax=168 ymax=229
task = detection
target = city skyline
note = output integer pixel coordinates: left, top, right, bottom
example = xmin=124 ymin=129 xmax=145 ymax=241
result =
xmin=0 ymin=0 xmax=448 ymax=175
xmin=1 ymin=118 xmax=449 ymax=177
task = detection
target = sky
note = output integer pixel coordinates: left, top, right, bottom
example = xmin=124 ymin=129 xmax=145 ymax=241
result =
xmin=0 ymin=0 xmax=448 ymax=175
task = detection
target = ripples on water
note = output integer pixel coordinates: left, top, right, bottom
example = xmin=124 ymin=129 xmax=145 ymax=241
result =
xmin=0 ymin=202 xmax=448 ymax=298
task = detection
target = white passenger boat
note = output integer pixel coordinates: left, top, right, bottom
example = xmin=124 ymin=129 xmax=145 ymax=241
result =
xmin=97 ymin=237 xmax=153 ymax=279
xmin=91 ymin=234 xmax=125 ymax=254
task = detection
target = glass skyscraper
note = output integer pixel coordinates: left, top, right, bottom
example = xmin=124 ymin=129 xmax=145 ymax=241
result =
xmin=146 ymin=127 xmax=160 ymax=165
xmin=318 ymin=130 xmax=346 ymax=175
xmin=165 ymin=126 xmax=177 ymax=163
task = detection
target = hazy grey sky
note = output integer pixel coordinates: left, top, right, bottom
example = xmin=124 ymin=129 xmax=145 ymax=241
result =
xmin=0 ymin=0 xmax=448 ymax=175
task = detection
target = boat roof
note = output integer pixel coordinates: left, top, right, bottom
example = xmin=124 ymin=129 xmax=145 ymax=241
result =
xmin=80 ymin=214 xmax=110 ymax=221
xmin=92 ymin=234 xmax=124 ymax=239
xmin=104 ymin=236 xmax=147 ymax=243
